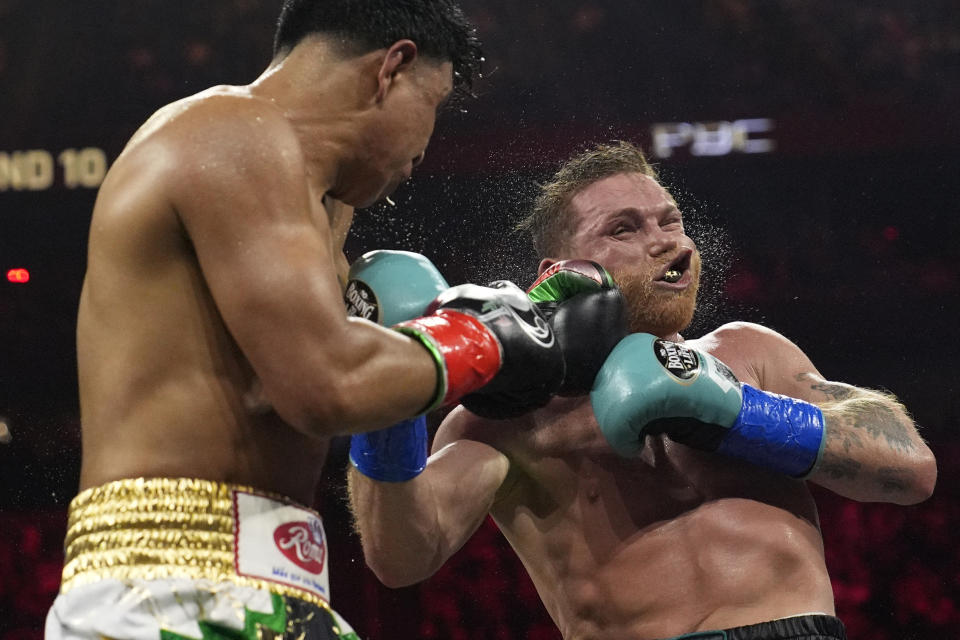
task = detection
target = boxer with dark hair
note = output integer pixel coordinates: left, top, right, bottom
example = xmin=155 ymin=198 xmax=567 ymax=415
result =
xmin=349 ymin=141 xmax=937 ymax=640
xmin=44 ymin=3 xmax=565 ymax=639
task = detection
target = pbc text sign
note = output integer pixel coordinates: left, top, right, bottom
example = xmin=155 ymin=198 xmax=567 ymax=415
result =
xmin=651 ymin=119 xmax=775 ymax=159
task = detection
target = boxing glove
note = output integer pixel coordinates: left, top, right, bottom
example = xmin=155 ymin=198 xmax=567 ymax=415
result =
xmin=527 ymin=260 xmax=628 ymax=396
xmin=344 ymin=249 xmax=450 ymax=327
xmin=397 ymin=281 xmax=565 ymax=419
xmin=591 ymin=334 xmax=826 ymax=477
xmin=345 ymin=250 xmax=449 ymax=481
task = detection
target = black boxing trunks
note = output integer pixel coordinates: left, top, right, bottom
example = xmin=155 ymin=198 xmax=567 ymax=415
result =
xmin=45 ymin=478 xmax=358 ymax=640
xmin=664 ymin=614 xmax=846 ymax=640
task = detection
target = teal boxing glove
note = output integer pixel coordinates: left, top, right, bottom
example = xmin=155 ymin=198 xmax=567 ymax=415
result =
xmin=344 ymin=249 xmax=450 ymax=327
xmin=345 ymin=250 xmax=449 ymax=482
xmin=591 ymin=334 xmax=826 ymax=478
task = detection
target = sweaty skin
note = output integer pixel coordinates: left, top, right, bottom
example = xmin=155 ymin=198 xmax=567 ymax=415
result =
xmin=77 ymin=38 xmax=453 ymax=505
xmin=433 ymin=337 xmax=830 ymax=640
xmin=349 ymin=171 xmax=935 ymax=639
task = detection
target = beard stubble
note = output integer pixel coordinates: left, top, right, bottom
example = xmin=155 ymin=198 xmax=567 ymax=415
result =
xmin=613 ymin=252 xmax=701 ymax=338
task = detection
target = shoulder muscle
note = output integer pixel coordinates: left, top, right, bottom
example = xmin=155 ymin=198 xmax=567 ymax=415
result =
xmin=695 ymin=321 xmax=824 ymax=397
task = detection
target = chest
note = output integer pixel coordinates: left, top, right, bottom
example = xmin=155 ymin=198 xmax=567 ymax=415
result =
xmin=499 ymin=392 xmax=782 ymax=521
xmin=503 ymin=400 xmax=701 ymax=509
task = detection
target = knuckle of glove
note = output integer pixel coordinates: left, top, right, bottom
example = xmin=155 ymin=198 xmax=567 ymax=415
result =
xmin=456 ymin=283 xmax=565 ymax=419
xmin=427 ymin=283 xmax=485 ymax=315
xmin=528 ymin=260 xmax=613 ymax=296
xmin=429 ymin=281 xmax=528 ymax=315
xmin=552 ymin=287 xmax=629 ymax=396
xmin=345 ymin=250 xmax=448 ymax=325
xmin=556 ymin=259 xmax=614 ymax=287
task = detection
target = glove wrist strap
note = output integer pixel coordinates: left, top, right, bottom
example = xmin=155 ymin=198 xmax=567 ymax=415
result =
xmin=395 ymin=310 xmax=502 ymax=412
xmin=350 ymin=416 xmax=428 ymax=482
xmin=717 ymin=384 xmax=827 ymax=478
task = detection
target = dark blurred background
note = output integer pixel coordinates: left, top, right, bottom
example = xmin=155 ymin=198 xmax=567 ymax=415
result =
xmin=2 ymin=1 xmax=959 ymax=638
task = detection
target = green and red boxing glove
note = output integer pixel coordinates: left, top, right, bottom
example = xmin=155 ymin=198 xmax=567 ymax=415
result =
xmin=397 ymin=280 xmax=565 ymax=419
xmin=527 ymin=260 xmax=629 ymax=396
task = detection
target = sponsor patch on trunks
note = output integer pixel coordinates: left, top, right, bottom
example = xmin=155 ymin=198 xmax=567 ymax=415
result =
xmin=234 ymin=491 xmax=330 ymax=601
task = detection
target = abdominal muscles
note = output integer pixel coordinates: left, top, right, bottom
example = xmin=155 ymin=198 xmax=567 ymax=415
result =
xmin=492 ymin=429 xmax=834 ymax=640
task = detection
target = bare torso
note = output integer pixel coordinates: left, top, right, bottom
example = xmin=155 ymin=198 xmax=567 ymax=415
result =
xmin=76 ymin=87 xmax=347 ymax=505
xmin=469 ymin=336 xmax=835 ymax=639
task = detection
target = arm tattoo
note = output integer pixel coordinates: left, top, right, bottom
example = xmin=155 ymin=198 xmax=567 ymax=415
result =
xmin=876 ymin=467 xmax=915 ymax=494
xmin=795 ymin=376 xmax=925 ymax=497
xmin=851 ymin=403 xmax=916 ymax=453
xmin=818 ymin=457 xmax=916 ymax=494
xmin=796 ymin=374 xmax=856 ymax=401
xmin=826 ymin=423 xmax=864 ymax=454
xmin=817 ymin=452 xmax=861 ymax=482
xmin=797 ymin=372 xmax=916 ymax=453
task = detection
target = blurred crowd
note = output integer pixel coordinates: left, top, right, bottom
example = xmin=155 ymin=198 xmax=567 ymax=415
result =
xmin=1 ymin=1 xmax=959 ymax=141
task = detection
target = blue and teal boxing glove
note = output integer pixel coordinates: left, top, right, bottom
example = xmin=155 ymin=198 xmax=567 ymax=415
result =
xmin=590 ymin=334 xmax=826 ymax=478
xmin=345 ymin=250 xmax=449 ymax=482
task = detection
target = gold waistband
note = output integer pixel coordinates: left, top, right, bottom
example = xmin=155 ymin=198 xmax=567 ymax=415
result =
xmin=61 ymin=477 xmax=327 ymax=607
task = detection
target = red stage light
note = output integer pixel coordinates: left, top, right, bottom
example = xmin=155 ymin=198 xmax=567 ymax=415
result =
xmin=6 ymin=268 xmax=30 ymax=283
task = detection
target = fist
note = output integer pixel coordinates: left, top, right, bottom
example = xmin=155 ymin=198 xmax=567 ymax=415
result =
xmin=528 ymin=260 xmax=628 ymax=395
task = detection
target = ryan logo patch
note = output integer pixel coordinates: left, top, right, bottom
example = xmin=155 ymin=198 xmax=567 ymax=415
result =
xmin=273 ymin=517 xmax=326 ymax=574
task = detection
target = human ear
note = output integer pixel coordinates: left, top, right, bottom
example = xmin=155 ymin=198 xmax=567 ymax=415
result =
xmin=375 ymin=40 xmax=419 ymax=102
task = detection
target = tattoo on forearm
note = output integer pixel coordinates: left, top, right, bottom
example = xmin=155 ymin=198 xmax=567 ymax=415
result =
xmin=876 ymin=467 xmax=915 ymax=494
xmin=797 ymin=374 xmax=924 ymax=497
xmin=802 ymin=377 xmax=856 ymax=401
xmin=797 ymin=373 xmax=916 ymax=453
xmin=826 ymin=423 xmax=864 ymax=454
xmin=818 ymin=452 xmax=861 ymax=481
xmin=852 ymin=403 xmax=915 ymax=453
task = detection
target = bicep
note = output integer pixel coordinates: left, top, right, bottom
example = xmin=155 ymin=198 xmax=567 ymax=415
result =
xmin=173 ymin=138 xmax=348 ymax=373
xmin=427 ymin=438 xmax=510 ymax=542
xmin=432 ymin=407 xmax=511 ymax=503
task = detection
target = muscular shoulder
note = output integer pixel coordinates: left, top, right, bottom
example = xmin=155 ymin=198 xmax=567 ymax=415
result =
xmin=691 ymin=321 xmax=797 ymax=350
xmin=691 ymin=321 xmax=818 ymax=393
xmin=125 ymin=88 xmax=304 ymax=190
xmin=697 ymin=321 xmax=789 ymax=351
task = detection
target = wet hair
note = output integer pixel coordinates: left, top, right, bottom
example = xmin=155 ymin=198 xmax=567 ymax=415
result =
xmin=273 ymin=0 xmax=483 ymax=98
xmin=516 ymin=141 xmax=661 ymax=258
